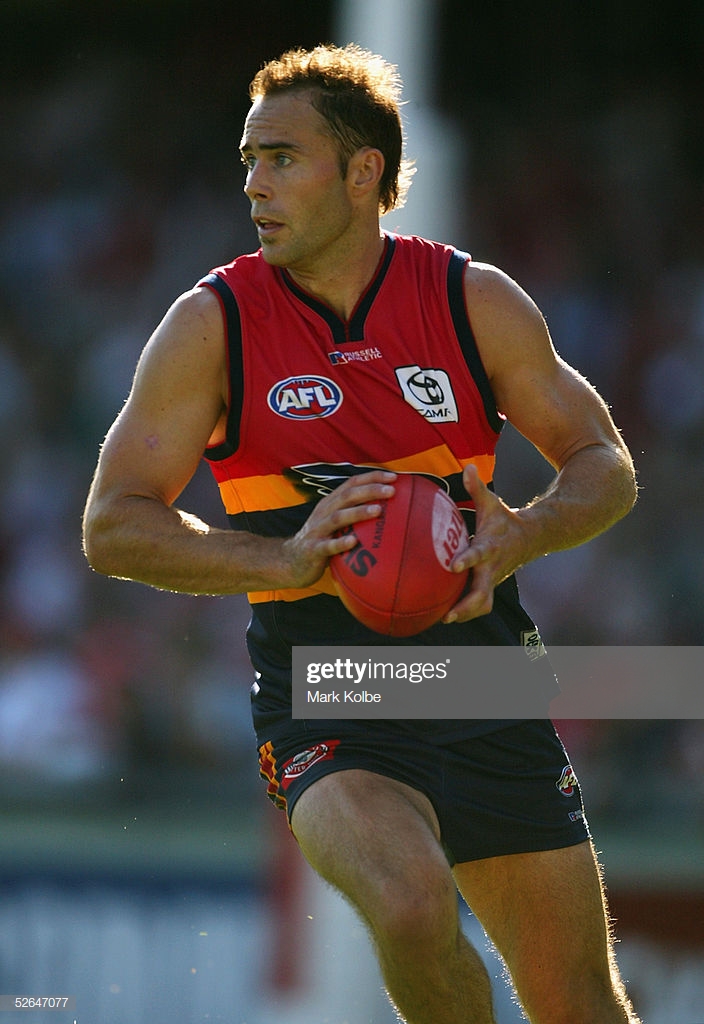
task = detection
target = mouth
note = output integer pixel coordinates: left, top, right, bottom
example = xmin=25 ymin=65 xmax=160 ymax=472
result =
xmin=253 ymin=216 xmax=284 ymax=239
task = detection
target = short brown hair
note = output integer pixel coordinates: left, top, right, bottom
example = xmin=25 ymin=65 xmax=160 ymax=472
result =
xmin=249 ymin=43 xmax=414 ymax=213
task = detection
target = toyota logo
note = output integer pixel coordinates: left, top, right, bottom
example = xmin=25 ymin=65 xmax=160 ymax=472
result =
xmin=407 ymin=371 xmax=445 ymax=406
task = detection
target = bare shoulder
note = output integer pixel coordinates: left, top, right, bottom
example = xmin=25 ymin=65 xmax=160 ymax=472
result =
xmin=125 ymin=284 xmax=228 ymax=422
xmin=462 ymin=261 xmax=553 ymax=380
xmin=89 ymin=284 xmax=228 ymax=507
xmin=463 ymin=261 xmax=543 ymax=316
xmin=164 ymin=282 xmax=224 ymax=334
xmin=462 ymin=261 xmax=628 ymax=469
xmin=139 ymin=284 xmax=225 ymax=371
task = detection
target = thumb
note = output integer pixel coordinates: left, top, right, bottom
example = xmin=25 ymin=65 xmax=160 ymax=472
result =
xmin=463 ymin=462 xmax=489 ymax=508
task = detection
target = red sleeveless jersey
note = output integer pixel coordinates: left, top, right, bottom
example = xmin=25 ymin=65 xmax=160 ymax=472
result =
xmin=197 ymin=233 xmax=549 ymax=740
xmin=200 ymin=232 xmax=504 ymax=606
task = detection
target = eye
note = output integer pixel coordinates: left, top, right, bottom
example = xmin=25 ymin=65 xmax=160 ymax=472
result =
xmin=240 ymin=153 xmax=255 ymax=170
xmin=274 ymin=152 xmax=293 ymax=167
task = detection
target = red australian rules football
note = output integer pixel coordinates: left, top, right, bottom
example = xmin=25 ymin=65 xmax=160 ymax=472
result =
xmin=330 ymin=473 xmax=470 ymax=637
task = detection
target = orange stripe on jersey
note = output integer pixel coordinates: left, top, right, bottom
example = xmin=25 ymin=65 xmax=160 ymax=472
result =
xmin=215 ymin=473 xmax=307 ymax=516
xmin=248 ymin=567 xmax=338 ymax=605
xmin=214 ymin=448 xmax=495 ymax=517
xmin=385 ymin=449 xmax=495 ymax=485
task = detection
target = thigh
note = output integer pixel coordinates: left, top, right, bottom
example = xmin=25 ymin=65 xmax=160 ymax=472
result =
xmin=290 ymin=768 xmax=450 ymax=918
xmin=454 ymin=841 xmax=617 ymax=1016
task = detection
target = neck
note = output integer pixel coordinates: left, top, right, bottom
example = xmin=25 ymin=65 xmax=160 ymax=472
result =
xmin=286 ymin=230 xmax=386 ymax=321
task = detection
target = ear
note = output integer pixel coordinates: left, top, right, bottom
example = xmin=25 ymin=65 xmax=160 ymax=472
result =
xmin=348 ymin=147 xmax=385 ymax=200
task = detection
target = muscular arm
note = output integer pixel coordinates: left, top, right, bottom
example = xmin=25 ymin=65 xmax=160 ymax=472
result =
xmin=83 ymin=286 xmax=394 ymax=595
xmin=447 ymin=263 xmax=637 ymax=621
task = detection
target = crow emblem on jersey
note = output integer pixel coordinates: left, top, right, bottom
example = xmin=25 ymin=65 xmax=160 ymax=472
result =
xmin=395 ymin=365 xmax=459 ymax=422
xmin=267 ymin=375 xmax=343 ymax=419
xmin=284 ymin=463 xmax=449 ymax=500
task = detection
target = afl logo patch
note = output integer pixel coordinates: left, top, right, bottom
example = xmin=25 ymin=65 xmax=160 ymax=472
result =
xmin=267 ymin=375 xmax=343 ymax=419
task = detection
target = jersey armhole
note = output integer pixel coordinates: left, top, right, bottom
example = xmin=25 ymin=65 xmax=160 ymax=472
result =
xmin=447 ymin=251 xmax=504 ymax=434
xmin=197 ymin=272 xmax=244 ymax=460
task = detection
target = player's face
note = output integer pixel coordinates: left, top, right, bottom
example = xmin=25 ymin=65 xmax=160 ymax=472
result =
xmin=240 ymin=92 xmax=357 ymax=274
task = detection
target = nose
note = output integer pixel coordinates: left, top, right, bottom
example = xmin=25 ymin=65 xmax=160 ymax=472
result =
xmin=244 ymin=160 xmax=271 ymax=201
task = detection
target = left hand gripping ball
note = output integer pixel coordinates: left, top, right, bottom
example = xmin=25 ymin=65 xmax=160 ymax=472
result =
xmin=330 ymin=473 xmax=470 ymax=637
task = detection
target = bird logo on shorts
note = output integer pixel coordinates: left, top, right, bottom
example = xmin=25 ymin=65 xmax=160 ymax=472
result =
xmin=556 ymin=765 xmax=579 ymax=797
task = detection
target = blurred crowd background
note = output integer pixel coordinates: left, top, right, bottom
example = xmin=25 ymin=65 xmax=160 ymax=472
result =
xmin=0 ymin=0 xmax=703 ymax=835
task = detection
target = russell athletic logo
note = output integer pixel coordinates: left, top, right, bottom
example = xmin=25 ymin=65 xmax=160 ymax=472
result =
xmin=267 ymin=375 xmax=343 ymax=419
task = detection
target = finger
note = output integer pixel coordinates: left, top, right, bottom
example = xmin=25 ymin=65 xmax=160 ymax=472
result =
xmin=452 ymin=523 xmax=509 ymax=573
xmin=326 ymin=473 xmax=396 ymax=511
xmin=306 ymin=494 xmax=392 ymax=556
xmin=327 ymin=500 xmax=386 ymax=537
xmin=443 ymin=567 xmax=495 ymax=623
xmin=310 ymin=501 xmax=389 ymax=563
xmin=449 ymin=535 xmax=485 ymax=574
xmin=324 ymin=522 xmax=369 ymax=557
xmin=324 ymin=476 xmax=399 ymax=551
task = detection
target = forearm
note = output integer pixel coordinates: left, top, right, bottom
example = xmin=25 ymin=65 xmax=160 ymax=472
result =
xmin=83 ymin=470 xmax=394 ymax=596
xmin=83 ymin=494 xmax=293 ymax=595
xmin=448 ymin=443 xmax=636 ymax=623
xmin=516 ymin=441 xmax=637 ymax=564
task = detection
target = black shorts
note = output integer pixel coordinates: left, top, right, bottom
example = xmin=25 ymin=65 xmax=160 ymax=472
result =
xmin=257 ymin=718 xmax=590 ymax=864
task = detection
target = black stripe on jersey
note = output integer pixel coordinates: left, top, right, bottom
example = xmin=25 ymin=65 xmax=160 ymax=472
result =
xmin=446 ymin=251 xmax=504 ymax=435
xmin=279 ymin=235 xmax=396 ymax=345
xmin=198 ymin=272 xmax=244 ymax=460
xmin=228 ymin=503 xmax=313 ymax=537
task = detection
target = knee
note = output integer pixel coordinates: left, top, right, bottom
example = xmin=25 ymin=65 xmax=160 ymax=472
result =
xmin=366 ymin=861 xmax=459 ymax=953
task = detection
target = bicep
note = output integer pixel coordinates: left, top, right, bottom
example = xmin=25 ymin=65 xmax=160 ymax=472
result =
xmin=464 ymin=264 xmax=624 ymax=470
xmin=497 ymin=350 xmax=621 ymax=472
xmin=91 ymin=287 xmax=227 ymax=508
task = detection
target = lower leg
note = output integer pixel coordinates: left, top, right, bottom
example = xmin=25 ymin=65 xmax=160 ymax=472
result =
xmin=455 ymin=842 xmax=642 ymax=1024
xmin=372 ymin=917 xmax=496 ymax=1024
